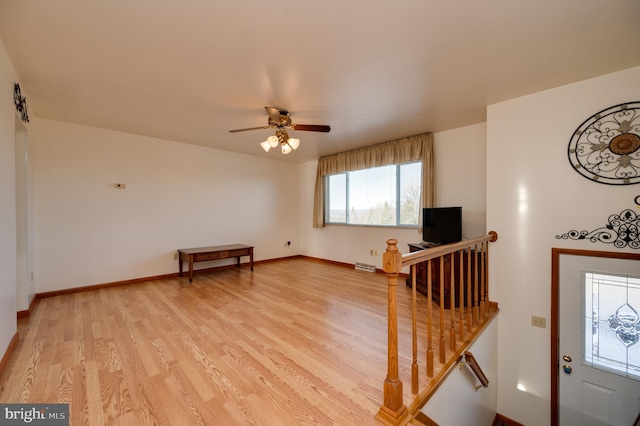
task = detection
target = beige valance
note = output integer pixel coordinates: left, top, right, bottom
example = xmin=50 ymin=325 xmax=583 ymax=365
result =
xmin=313 ymin=132 xmax=434 ymax=228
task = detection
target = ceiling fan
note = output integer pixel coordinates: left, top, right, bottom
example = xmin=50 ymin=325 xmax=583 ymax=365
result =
xmin=229 ymin=106 xmax=330 ymax=154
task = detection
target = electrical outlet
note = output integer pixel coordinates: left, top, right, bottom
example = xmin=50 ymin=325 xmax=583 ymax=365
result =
xmin=173 ymin=253 xmax=179 ymax=260
xmin=370 ymin=249 xmax=378 ymax=256
xmin=531 ymin=315 xmax=546 ymax=328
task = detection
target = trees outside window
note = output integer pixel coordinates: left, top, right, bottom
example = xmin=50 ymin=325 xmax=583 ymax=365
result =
xmin=326 ymin=161 xmax=421 ymax=227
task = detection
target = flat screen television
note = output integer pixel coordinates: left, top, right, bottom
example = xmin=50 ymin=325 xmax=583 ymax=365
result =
xmin=422 ymin=207 xmax=462 ymax=245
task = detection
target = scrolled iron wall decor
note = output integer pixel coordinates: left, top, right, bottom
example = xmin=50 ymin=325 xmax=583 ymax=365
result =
xmin=568 ymin=101 xmax=640 ymax=185
xmin=555 ymin=201 xmax=640 ymax=249
xmin=13 ymin=83 xmax=29 ymax=123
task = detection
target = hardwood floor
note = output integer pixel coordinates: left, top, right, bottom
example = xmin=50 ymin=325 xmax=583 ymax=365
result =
xmin=0 ymin=258 xmax=433 ymax=425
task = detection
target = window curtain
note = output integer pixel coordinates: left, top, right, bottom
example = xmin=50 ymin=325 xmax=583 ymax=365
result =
xmin=313 ymin=132 xmax=434 ymax=228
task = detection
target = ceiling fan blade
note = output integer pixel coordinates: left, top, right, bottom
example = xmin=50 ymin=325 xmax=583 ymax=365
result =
xmin=265 ymin=106 xmax=286 ymax=123
xmin=291 ymin=124 xmax=331 ymax=132
xmin=229 ymin=125 xmax=270 ymax=133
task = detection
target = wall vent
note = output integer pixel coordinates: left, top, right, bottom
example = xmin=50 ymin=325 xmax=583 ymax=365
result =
xmin=355 ymin=262 xmax=376 ymax=273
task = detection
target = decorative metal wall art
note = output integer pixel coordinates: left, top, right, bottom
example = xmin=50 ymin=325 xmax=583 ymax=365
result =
xmin=556 ymin=206 xmax=639 ymax=249
xmin=568 ymin=101 xmax=640 ymax=185
xmin=13 ymin=83 xmax=29 ymax=123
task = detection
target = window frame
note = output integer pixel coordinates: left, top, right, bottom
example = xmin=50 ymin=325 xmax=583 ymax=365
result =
xmin=324 ymin=160 xmax=422 ymax=228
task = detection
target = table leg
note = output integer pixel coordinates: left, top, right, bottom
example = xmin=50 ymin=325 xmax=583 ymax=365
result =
xmin=188 ymin=255 xmax=194 ymax=283
xmin=250 ymin=249 xmax=254 ymax=271
xmin=179 ymin=254 xmax=183 ymax=277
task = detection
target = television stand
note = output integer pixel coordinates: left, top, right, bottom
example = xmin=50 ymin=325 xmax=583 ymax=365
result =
xmin=420 ymin=241 xmax=441 ymax=248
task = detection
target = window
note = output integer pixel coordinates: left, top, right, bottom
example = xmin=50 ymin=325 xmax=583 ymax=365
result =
xmin=584 ymin=271 xmax=640 ymax=380
xmin=312 ymin=132 xmax=433 ymax=229
xmin=325 ymin=161 xmax=421 ymax=226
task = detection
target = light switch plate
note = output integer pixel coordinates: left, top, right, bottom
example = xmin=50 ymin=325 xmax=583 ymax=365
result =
xmin=531 ymin=315 xmax=546 ymax=328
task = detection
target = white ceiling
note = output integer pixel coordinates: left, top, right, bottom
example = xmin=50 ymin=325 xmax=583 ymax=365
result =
xmin=1 ymin=1 xmax=639 ymax=163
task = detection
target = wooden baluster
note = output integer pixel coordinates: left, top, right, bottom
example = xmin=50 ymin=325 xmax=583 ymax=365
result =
xmin=473 ymin=243 xmax=480 ymax=326
xmin=439 ymin=256 xmax=446 ymax=364
xmin=449 ymin=252 xmax=456 ymax=351
xmin=484 ymin=239 xmax=491 ymax=317
xmin=411 ymin=265 xmax=418 ymax=395
xmin=486 ymin=241 xmax=490 ymax=315
xmin=376 ymin=239 xmax=409 ymax=424
xmin=466 ymin=248 xmax=473 ymax=333
xmin=458 ymin=249 xmax=465 ymax=340
xmin=479 ymin=242 xmax=486 ymax=318
xmin=476 ymin=242 xmax=486 ymax=318
xmin=426 ymin=259 xmax=434 ymax=378
xmin=485 ymin=231 xmax=498 ymax=317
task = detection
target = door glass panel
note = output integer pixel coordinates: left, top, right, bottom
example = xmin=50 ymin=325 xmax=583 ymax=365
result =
xmin=584 ymin=271 xmax=640 ymax=380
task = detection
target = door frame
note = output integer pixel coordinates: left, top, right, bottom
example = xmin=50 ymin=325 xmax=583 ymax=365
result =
xmin=550 ymin=248 xmax=640 ymax=426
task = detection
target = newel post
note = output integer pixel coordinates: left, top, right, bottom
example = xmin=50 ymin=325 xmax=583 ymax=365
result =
xmin=376 ymin=239 xmax=409 ymax=424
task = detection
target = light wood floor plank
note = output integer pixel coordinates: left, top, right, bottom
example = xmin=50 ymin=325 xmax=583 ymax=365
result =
xmin=0 ymin=258 xmax=448 ymax=425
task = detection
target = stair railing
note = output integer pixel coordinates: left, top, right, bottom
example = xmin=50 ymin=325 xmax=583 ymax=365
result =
xmin=376 ymin=231 xmax=498 ymax=425
xmin=461 ymin=351 xmax=489 ymax=390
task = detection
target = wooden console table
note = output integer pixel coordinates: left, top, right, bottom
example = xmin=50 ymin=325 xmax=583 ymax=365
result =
xmin=178 ymin=244 xmax=253 ymax=282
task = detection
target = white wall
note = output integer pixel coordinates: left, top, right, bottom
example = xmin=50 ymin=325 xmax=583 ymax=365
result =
xmin=434 ymin=123 xmax=487 ymax=239
xmin=422 ymin=316 xmax=498 ymax=425
xmin=0 ymin=38 xmax=18 ymax=356
xmin=32 ymin=107 xmax=487 ymax=294
xmin=487 ymin=66 xmax=640 ymax=425
xmin=15 ymin=115 xmax=35 ymax=312
xmin=299 ymin=123 xmax=487 ymax=268
xmin=33 ymin=119 xmax=301 ymax=292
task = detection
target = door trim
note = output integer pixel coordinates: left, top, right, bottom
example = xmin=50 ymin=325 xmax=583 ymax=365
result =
xmin=551 ymin=248 xmax=640 ymax=426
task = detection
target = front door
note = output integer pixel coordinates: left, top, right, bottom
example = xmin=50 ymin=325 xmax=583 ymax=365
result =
xmin=558 ymin=252 xmax=640 ymax=425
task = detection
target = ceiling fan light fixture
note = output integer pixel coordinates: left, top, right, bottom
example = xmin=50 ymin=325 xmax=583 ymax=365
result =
xmin=231 ymin=107 xmax=329 ymax=155
xmin=281 ymin=143 xmax=293 ymax=155
xmin=288 ymin=138 xmax=300 ymax=150
xmin=260 ymin=132 xmax=300 ymax=155
xmin=267 ymin=135 xmax=279 ymax=148
xmin=260 ymin=140 xmax=272 ymax=152
xmin=276 ymin=129 xmax=288 ymax=143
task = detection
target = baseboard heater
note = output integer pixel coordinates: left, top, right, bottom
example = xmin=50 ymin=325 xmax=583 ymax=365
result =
xmin=355 ymin=262 xmax=376 ymax=273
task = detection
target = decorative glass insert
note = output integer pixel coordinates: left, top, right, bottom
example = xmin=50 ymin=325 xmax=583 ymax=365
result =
xmin=584 ymin=272 xmax=640 ymax=380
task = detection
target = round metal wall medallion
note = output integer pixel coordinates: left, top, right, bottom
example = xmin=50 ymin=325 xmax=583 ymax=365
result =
xmin=568 ymin=102 xmax=640 ymax=185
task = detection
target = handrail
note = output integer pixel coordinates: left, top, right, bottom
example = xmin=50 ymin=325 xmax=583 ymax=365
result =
xmin=401 ymin=231 xmax=498 ymax=266
xmin=462 ymin=351 xmax=489 ymax=389
xmin=376 ymin=231 xmax=498 ymax=425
